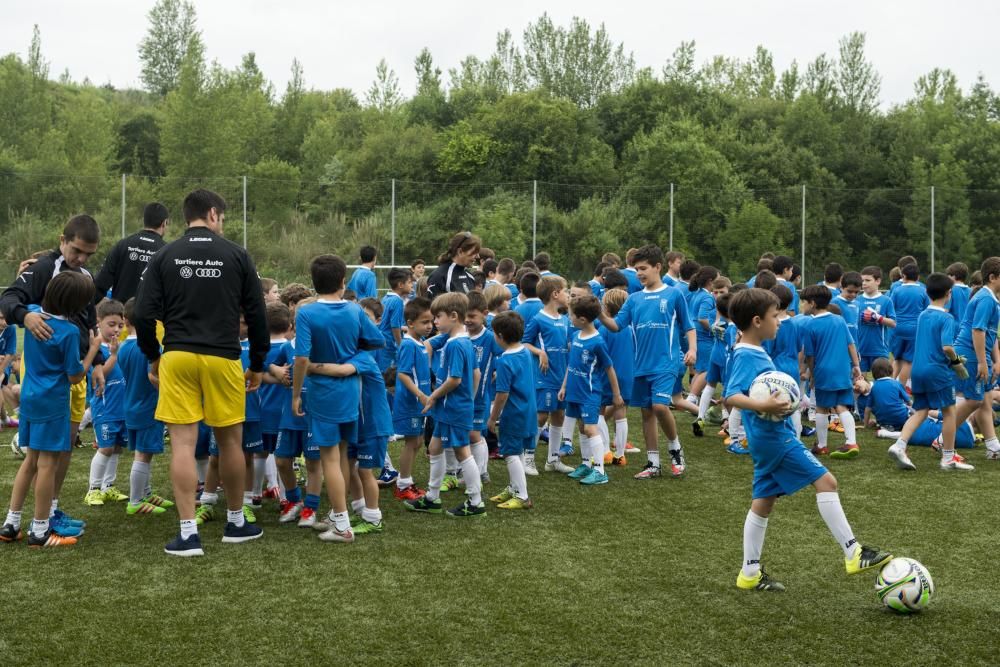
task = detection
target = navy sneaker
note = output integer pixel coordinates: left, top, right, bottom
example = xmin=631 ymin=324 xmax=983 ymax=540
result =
xmin=447 ymin=498 xmax=487 ymax=518
xmin=801 ymin=426 xmax=816 ymax=437
xmin=539 ymin=427 xmax=549 ymax=443
xmin=222 ymin=521 xmax=263 ymax=544
xmin=376 ymin=468 xmax=399 ymax=487
xmin=0 ymin=523 xmax=23 ymax=543
xmin=164 ymin=532 xmax=204 ymax=557
xmin=404 ymin=496 xmax=443 ymax=513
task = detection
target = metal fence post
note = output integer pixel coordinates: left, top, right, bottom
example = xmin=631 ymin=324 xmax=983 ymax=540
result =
xmin=242 ymin=175 xmax=247 ymax=249
xmin=532 ymin=180 xmax=537 ymax=258
xmin=801 ymin=184 xmax=806 ymax=284
xmin=120 ymin=173 xmax=126 ymax=239
xmin=669 ymin=183 xmax=674 ymax=251
xmin=391 ymin=178 xmax=396 ymax=266
xmin=930 ymin=185 xmax=935 ymax=272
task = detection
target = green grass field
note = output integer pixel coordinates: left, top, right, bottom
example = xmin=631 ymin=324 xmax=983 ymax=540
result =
xmin=2 ymin=411 xmax=998 ymax=666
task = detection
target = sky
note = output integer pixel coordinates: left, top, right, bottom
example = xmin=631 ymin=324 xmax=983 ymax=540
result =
xmin=2 ymin=0 xmax=997 ymax=106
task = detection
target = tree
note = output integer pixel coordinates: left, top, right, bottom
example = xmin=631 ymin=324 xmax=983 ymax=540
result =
xmin=837 ymin=32 xmax=881 ymax=114
xmin=367 ymin=59 xmax=401 ymax=112
xmin=409 ymin=48 xmax=451 ymax=127
xmin=28 ymin=25 xmax=48 ymax=82
xmin=138 ymin=0 xmax=201 ymax=96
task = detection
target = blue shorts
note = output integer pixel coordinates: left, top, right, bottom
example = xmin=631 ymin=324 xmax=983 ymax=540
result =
xmin=499 ymin=433 xmax=534 ymax=457
xmin=262 ymin=432 xmax=278 ymax=453
xmin=195 ymin=423 xmax=213 ymax=458
xmin=242 ymin=421 xmax=264 ymax=453
xmin=706 ymin=359 xmax=726 ymax=385
xmin=128 ymin=422 xmax=165 ymax=455
xmin=695 ymin=341 xmax=713 ymax=373
xmin=349 ymin=437 xmax=388 ymax=470
xmin=891 ymin=337 xmax=916 ymax=363
xmin=752 ymin=445 xmax=828 ymax=499
xmin=566 ymin=400 xmax=601 ymax=425
xmin=859 ymin=355 xmax=887 ymax=373
xmin=536 ymin=388 xmax=565 ymax=414
xmin=912 ymin=386 xmax=956 ymax=411
xmin=393 ymin=415 xmax=425 ymax=437
xmin=631 ymin=370 xmax=678 ymax=409
xmin=433 ymin=421 xmax=470 ymax=449
xmin=472 ymin=402 xmax=489 ymax=430
xmin=95 ymin=420 xmax=127 ymax=448
xmin=814 ymin=388 xmax=854 ymax=409
xmin=19 ymin=416 xmax=70 ymax=453
xmin=308 ymin=418 xmax=357 ymax=448
xmin=602 ymin=377 xmax=632 ymax=406
xmin=672 ymin=362 xmax=686 ymax=396
xmin=954 ymin=359 xmax=989 ymax=401
xmin=275 ymin=429 xmax=319 ymax=460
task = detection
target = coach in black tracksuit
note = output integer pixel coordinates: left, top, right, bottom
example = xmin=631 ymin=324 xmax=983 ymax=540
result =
xmin=425 ymin=231 xmax=482 ymax=299
xmin=93 ymin=202 xmax=169 ymax=304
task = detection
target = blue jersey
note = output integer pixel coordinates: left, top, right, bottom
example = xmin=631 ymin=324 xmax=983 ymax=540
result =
xmin=259 ymin=340 xmax=288 ymax=434
xmin=613 ymin=285 xmax=693 ymax=377
xmin=724 ymin=344 xmax=800 ymax=476
xmin=378 ymin=292 xmax=405 ymax=371
xmin=856 ymin=293 xmax=895 ymax=358
xmin=346 ymin=266 xmax=377 ymax=300
xmin=295 ymin=300 xmax=384 ymax=424
xmin=598 ymin=323 xmax=634 ymax=399
xmin=819 ymin=282 xmax=842 ymax=299
xmin=240 ymin=339 xmax=261 ymax=423
xmin=622 ymin=268 xmax=643 ymax=294
xmin=504 ymin=283 xmax=520 ymax=300
xmin=437 ymin=333 xmax=475 ymax=430
xmin=802 ymin=312 xmax=854 ymax=391
xmin=393 ymin=336 xmax=431 ymax=422
xmin=565 ymin=331 xmax=613 ymax=405
xmin=21 ymin=309 xmax=82 ymax=423
xmin=763 ymin=316 xmax=801 ymax=380
xmin=780 ymin=279 xmax=800 ymax=315
xmin=350 ymin=352 xmax=393 ymax=441
xmin=911 ymin=306 xmax=956 ymax=393
xmin=690 ymin=288 xmax=717 ymax=345
xmin=947 ymin=283 xmax=971 ymax=323
xmin=275 ymin=341 xmax=307 ymax=431
xmin=0 ymin=326 xmax=16 ymax=356
xmin=514 ymin=298 xmax=543 ymax=325
xmin=469 ymin=328 xmax=497 ymax=409
xmin=831 ymin=295 xmax=860 ymax=345
xmin=709 ymin=317 xmax=732 ymax=369
xmin=493 ymin=346 xmax=537 ymax=438
xmin=429 ymin=333 xmax=447 ymax=389
xmin=119 ymin=336 xmax=158 ymax=430
xmin=88 ymin=343 xmax=125 ymax=425
xmin=663 ymin=274 xmax=678 ymax=287
xmin=868 ymin=377 xmax=910 ymax=428
xmin=890 ymin=282 xmax=929 ymax=340
xmin=954 ymin=287 xmax=1000 ymax=359
xmin=522 ymin=310 xmax=570 ymax=392
xmin=588 ymin=279 xmax=605 ymax=300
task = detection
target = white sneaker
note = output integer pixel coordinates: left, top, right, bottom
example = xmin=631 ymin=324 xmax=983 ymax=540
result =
xmin=544 ymin=459 xmax=574 ymax=474
xmin=625 ymin=444 xmax=641 ymax=454
xmin=876 ymin=428 xmax=901 ymax=439
xmin=887 ymin=445 xmax=916 ymax=471
xmin=523 ymin=455 xmax=539 ymax=476
xmin=318 ymin=527 xmax=354 ymax=543
xmin=986 ymin=448 xmax=1000 ymax=461
xmin=941 ymin=456 xmax=975 ymax=471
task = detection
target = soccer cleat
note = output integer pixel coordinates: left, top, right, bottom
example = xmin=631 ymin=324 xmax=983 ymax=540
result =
xmin=352 ymin=520 xmax=384 ymax=535
xmin=801 ymin=426 xmax=817 ymax=437
xmin=523 ymin=456 xmax=539 ymax=476
xmin=580 ymin=469 xmax=609 ymax=485
xmin=669 ymin=448 xmax=686 ymax=477
xmin=404 ymin=496 xmax=443 ymax=513
xmin=602 ymin=450 xmax=613 ymax=464
xmin=567 ymin=464 xmax=592 ymax=480
xmin=539 ymin=427 xmax=549 ymax=443
xmin=611 ymin=455 xmax=627 ymax=466
xmin=28 ymin=529 xmax=77 ymax=548
xmin=544 ymin=459 xmax=575 ymax=474
xmin=84 ymin=489 xmax=105 ymax=506
xmin=624 ymin=442 xmax=640 ymax=454
xmin=222 ymin=521 xmax=263 ymax=544
xmin=318 ymin=527 xmax=354 ymax=543
xmin=278 ymin=500 xmax=303 ymax=523
xmin=930 ymin=437 xmax=942 ymax=453
xmin=717 ymin=427 xmax=729 ymax=438
xmin=297 ymin=507 xmax=319 ymax=528
xmin=447 ymin=498 xmax=487 ymax=518
xmin=377 ymin=468 xmax=399 ymax=487
xmin=986 ymin=448 xmax=1000 ymax=461
xmin=195 ymin=504 xmax=216 ymax=525
xmin=262 ymin=486 xmax=281 ymax=500
xmin=5 ymin=416 xmax=18 ymax=428
xmin=126 ymin=501 xmax=167 ymax=516
xmin=394 ymin=485 xmax=426 ymax=502
xmin=101 ymin=486 xmax=128 ymax=502
xmin=830 ymin=444 xmax=860 ymax=459
xmin=887 ymin=446 xmax=916 ymax=471
xmin=481 ymin=470 xmax=491 ymax=485
xmin=489 ymin=487 xmax=515 ymax=504
xmin=727 ymin=442 xmax=750 ymax=455
xmin=810 ymin=445 xmax=829 ymax=457
xmin=73 ymin=433 xmax=85 ymax=448
xmin=242 ymin=505 xmax=257 ymax=523
xmin=558 ymin=440 xmax=574 ymax=458
xmin=250 ymin=495 xmax=263 ymax=508
xmin=497 ymin=496 xmax=533 ymax=510
xmin=0 ymin=523 xmax=23 ymax=542
xmin=723 ymin=435 xmax=733 ymax=446
xmin=845 ymin=545 xmax=892 ymax=575
xmin=736 ymin=570 xmax=785 ymax=592
xmin=692 ymin=418 xmax=705 ymax=437
xmin=143 ymin=494 xmax=175 ymax=509
xmin=633 ymin=462 xmax=661 ymax=479
xmin=52 ymin=509 xmax=85 ymax=528
xmin=164 ymin=532 xmax=204 ymax=557
xmin=830 ymin=421 xmax=845 ymax=433
xmin=50 ymin=515 xmax=84 ymax=538
xmin=439 ymin=475 xmax=461 ymax=492
xmin=940 ymin=457 xmax=975 ymax=471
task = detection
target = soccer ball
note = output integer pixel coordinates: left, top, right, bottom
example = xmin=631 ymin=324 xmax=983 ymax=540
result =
xmin=748 ymin=371 xmax=801 ymax=421
xmin=10 ymin=432 xmax=24 ymax=459
xmin=876 ymin=557 xmax=934 ymax=614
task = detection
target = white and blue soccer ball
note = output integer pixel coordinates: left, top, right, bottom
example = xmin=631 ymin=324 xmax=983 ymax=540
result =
xmin=748 ymin=371 xmax=801 ymax=421
xmin=876 ymin=557 xmax=934 ymax=614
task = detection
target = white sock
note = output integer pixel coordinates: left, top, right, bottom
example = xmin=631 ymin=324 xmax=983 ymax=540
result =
xmin=648 ymin=450 xmax=660 ymax=467
xmin=361 ymin=506 xmax=382 ymax=524
xmin=89 ymin=452 xmax=110 ymax=490
xmin=228 ymin=508 xmax=246 ymax=528
xmin=460 ymin=456 xmax=482 ymax=505
xmin=816 ymin=491 xmax=858 ymax=558
xmin=547 ymin=424 xmax=562 ymax=461
xmin=196 ymin=458 xmax=209 ymax=484
xmin=891 ymin=436 xmax=908 ymax=451
xmin=332 ymin=510 xmax=350 ymax=532
xmin=668 ymin=437 xmax=681 ymax=452
xmin=741 ymin=510 xmax=768 ymax=577
xmin=730 ymin=408 xmax=743 ymax=439
xmin=384 ymin=451 xmax=395 ymax=471
xmin=426 ymin=453 xmax=445 ymax=501
xmin=941 ymin=449 xmax=955 ymax=463
xmin=253 ymin=457 xmax=266 ymax=495
xmin=129 ymin=460 xmax=150 ymax=505
xmin=200 ymin=492 xmax=219 ymax=505
xmin=102 ymin=452 xmax=119 ymax=489
xmin=50 ymin=498 xmax=59 ymax=517
xmin=614 ymin=419 xmax=628 ymax=457
xmin=444 ymin=448 xmax=458 ymax=475
xmin=838 ymin=410 xmax=857 ymax=445
xmin=31 ymin=518 xmax=49 ymax=538
xmin=986 ymin=437 xmax=1000 ymax=452
xmin=791 ymin=410 xmax=802 ymax=439
xmin=5 ymin=510 xmax=22 ymax=529
xmin=815 ymin=414 xmax=829 ymax=448
xmin=179 ymin=519 xmax=198 ymax=539
xmin=686 ymin=392 xmax=697 ymax=406
xmin=597 ymin=415 xmax=610 ymax=450
xmin=580 ymin=436 xmax=593 ymax=468
xmin=351 ymin=498 xmax=365 ymax=514
xmin=562 ymin=417 xmax=577 ymax=446
xmin=587 ymin=436 xmax=605 ymax=473
xmin=242 ymin=491 xmax=254 ymax=506
xmin=505 ymin=455 xmax=528 ymax=499
xmin=698 ymin=385 xmax=714 ymax=419
xmin=471 ymin=438 xmax=488 ymax=475
xmin=397 ymin=475 xmax=414 ymax=490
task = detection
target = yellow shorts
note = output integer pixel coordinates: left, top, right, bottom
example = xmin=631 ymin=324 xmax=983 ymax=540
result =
xmin=22 ymin=352 xmax=87 ymax=423
xmin=156 ymin=350 xmax=245 ymax=427
xmin=120 ymin=321 xmax=165 ymax=343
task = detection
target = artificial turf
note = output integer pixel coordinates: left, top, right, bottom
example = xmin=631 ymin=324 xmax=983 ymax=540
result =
xmin=1 ymin=412 xmax=998 ymax=666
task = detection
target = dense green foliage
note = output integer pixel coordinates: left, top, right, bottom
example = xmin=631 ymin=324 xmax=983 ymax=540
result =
xmin=2 ymin=6 xmax=999 ymax=283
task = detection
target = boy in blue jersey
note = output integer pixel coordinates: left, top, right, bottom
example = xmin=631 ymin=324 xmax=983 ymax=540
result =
xmin=293 ymin=255 xmax=385 ymax=543
xmin=559 ymin=295 xmax=624 ymax=486
xmin=831 ymin=272 xmax=861 ymax=347
xmin=84 ymin=299 xmax=128 ymax=506
xmin=0 ymin=313 xmax=20 ymax=428
xmin=946 ymin=262 xmax=971 ymax=323
xmin=598 ymin=244 xmax=696 ymax=479
xmin=858 ymin=358 xmax=911 ymax=433
xmin=688 ymin=266 xmax=720 ymax=437
xmin=522 ymin=275 xmax=574 ymax=475
xmin=887 ymin=256 xmax=918 ymax=296
xmin=887 ymin=273 xmax=972 ymax=471
xmin=487 ymin=311 xmax=537 ymax=509
xmin=238 ymin=314 xmax=270 ymax=516
xmin=484 ymin=283 xmax=511 ymax=329
xmin=621 ymin=249 xmax=643 ymax=294
xmin=258 ymin=302 xmax=293 ymax=504
xmin=466 ymin=292 xmax=497 ymax=481
xmin=405 ymin=292 xmax=485 ymax=517
xmin=496 ymin=258 xmax=519 ymax=300
xmin=378 ymin=268 xmax=412 ymax=372
xmin=2 ymin=272 xmax=99 ymax=547
xmin=890 ymin=263 xmax=929 ymax=386
xmin=763 ymin=286 xmax=804 ymax=438
xmin=821 ymin=263 xmax=843 ymax=298
xmin=392 ymin=298 xmax=433 ymax=501
xmin=358 ymin=298 xmax=399 ymax=485
xmin=514 ymin=271 xmax=543 ymax=327
xmin=857 ymin=267 xmax=896 ymax=370
xmin=801 ymin=285 xmax=862 ymax=459
xmin=345 ymin=245 xmax=378 ymax=300
xmin=770 ymin=256 xmax=800 ymax=315
xmin=662 ymin=251 xmax=684 ymax=287
xmin=724 ymin=288 xmax=892 ymax=592
xmin=600 ymin=288 xmax=634 ymax=464
xmin=588 ymin=261 xmax=609 ymax=300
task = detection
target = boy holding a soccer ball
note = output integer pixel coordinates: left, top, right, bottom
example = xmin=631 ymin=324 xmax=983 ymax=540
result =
xmin=724 ymin=288 xmax=892 ymax=592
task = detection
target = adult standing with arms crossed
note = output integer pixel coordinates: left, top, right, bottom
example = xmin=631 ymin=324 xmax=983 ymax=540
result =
xmin=133 ymin=189 xmax=269 ymax=557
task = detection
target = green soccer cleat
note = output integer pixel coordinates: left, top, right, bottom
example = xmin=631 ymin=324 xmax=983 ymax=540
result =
xmin=352 ymin=520 xmax=384 ymax=535
xmin=845 ymin=544 xmax=892 ymax=575
xmin=404 ymin=496 xmax=443 ymax=513
xmin=439 ymin=475 xmax=460 ymax=492
xmin=195 ymin=504 xmax=215 ymax=526
xmin=567 ymin=464 xmax=592 ymax=480
xmin=143 ymin=493 xmax=175 ymax=509
xmin=736 ymin=570 xmax=785 ymax=592
xmin=447 ymin=499 xmax=487 ymax=518
xmin=101 ymin=486 xmax=129 ymax=502
xmin=497 ymin=496 xmax=533 ymax=510
xmin=84 ymin=489 xmax=105 ymax=506
xmin=242 ymin=504 xmax=257 ymax=524
xmin=489 ymin=487 xmax=515 ymax=504
xmin=126 ymin=501 xmax=167 ymax=516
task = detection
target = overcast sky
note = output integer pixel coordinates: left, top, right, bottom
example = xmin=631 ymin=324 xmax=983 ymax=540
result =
xmin=2 ymin=0 xmax=997 ymax=106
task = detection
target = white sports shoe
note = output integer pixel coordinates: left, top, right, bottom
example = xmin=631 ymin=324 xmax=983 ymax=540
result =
xmin=544 ymin=459 xmax=574 ymax=474
xmin=887 ymin=445 xmax=916 ymax=471
xmin=876 ymin=428 xmax=901 ymax=439
xmin=986 ymin=448 xmax=1000 ymax=461
xmin=523 ymin=455 xmax=539 ymax=476
xmin=940 ymin=455 xmax=975 ymax=471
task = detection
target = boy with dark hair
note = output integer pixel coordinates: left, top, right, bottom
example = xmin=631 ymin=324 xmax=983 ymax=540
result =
xmin=378 ymin=267 xmax=413 ymax=372
xmin=946 ymin=262 xmax=971 ymax=322
xmin=482 ymin=259 xmax=500 ymax=287
xmin=770 ymin=255 xmax=800 ymax=315
xmin=346 ymin=246 xmax=378 ymax=300
xmin=622 ymin=248 xmax=643 ymax=294
xmin=663 ymin=251 xmax=685 ymax=287
xmin=859 ymin=358 xmax=910 ymax=434
xmin=588 ymin=261 xmax=609 ymax=300
xmin=602 ymin=268 xmax=628 ymax=291
xmin=857 ymin=267 xmax=896 ymax=372
xmin=764 ymin=285 xmax=804 ymax=437
xmin=392 ymin=298 xmax=433 ymax=501
xmin=753 ymin=270 xmax=777 ymax=290
xmin=724 ymin=287 xmax=891 ymax=592
xmin=533 ymin=252 xmax=554 ymax=276
xmin=822 ymin=263 xmax=844 ymax=297
xmin=497 ymin=258 xmax=519 ymax=300
xmin=832 ymin=272 xmax=862 ymax=347
xmin=258 ymin=302 xmax=293 ymax=505
xmin=890 ymin=263 xmax=930 ymax=386
xmin=514 ymin=272 xmax=543 ymax=323
xmin=84 ymin=299 xmax=128 ymax=507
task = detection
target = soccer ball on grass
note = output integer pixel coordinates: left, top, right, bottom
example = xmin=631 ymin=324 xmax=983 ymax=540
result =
xmin=876 ymin=557 xmax=934 ymax=614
